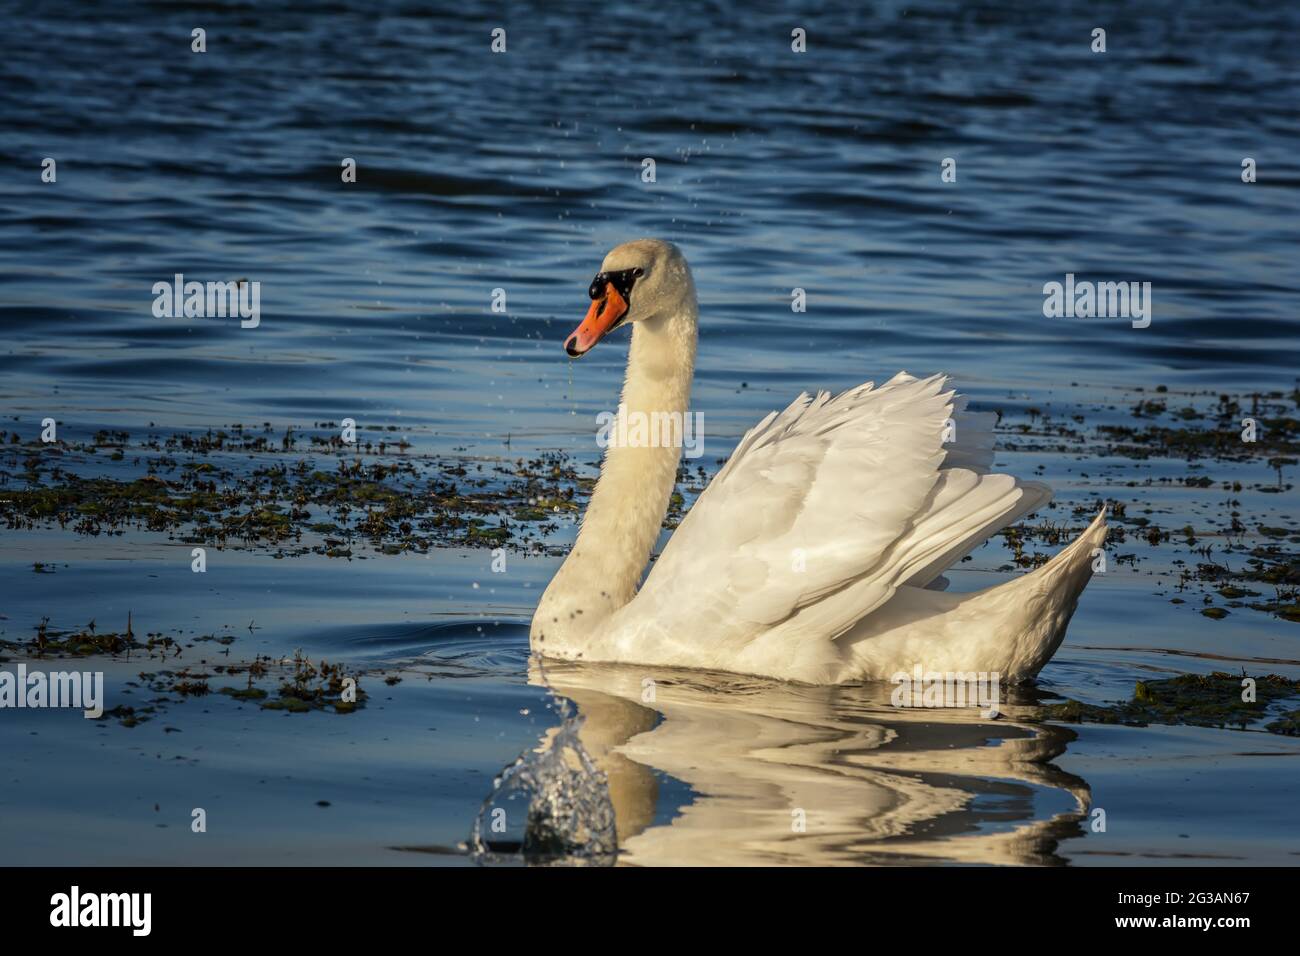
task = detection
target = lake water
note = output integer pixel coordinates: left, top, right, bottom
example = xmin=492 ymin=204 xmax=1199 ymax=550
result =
xmin=1 ymin=0 xmax=1298 ymax=865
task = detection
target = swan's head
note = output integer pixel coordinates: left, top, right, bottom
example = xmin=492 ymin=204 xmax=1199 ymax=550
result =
xmin=565 ymin=238 xmax=694 ymax=357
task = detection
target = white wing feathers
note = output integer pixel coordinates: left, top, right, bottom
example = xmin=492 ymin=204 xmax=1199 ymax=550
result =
xmin=610 ymin=372 xmax=1048 ymax=680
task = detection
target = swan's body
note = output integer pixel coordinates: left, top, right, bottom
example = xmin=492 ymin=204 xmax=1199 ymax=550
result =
xmin=532 ymin=239 xmax=1105 ymax=684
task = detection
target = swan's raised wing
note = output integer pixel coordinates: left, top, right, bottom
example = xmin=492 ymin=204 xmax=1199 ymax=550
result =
xmin=604 ymin=371 xmax=1051 ymax=682
xmin=603 ymin=373 xmax=950 ymax=676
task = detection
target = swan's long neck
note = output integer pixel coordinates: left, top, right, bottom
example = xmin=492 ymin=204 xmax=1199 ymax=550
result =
xmin=533 ymin=300 xmax=697 ymax=651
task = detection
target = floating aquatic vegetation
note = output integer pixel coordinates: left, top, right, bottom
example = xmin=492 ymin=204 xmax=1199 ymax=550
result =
xmin=254 ymin=649 xmax=369 ymax=714
xmin=983 ymin=388 xmax=1300 ymax=623
xmin=0 ymin=615 xmax=376 ymax=725
xmin=468 ymin=685 xmax=617 ymax=867
xmin=0 ymin=615 xmax=150 ymax=658
xmin=1041 ymin=672 xmax=1300 ymax=733
xmin=1265 ymin=708 xmax=1300 ymax=736
xmin=1184 ymin=545 xmax=1300 ymax=623
xmin=0 ymin=427 xmax=599 ymax=556
xmin=1093 ymin=390 xmax=1300 ymax=463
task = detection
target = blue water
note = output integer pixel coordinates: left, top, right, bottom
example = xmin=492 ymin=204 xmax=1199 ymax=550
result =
xmin=1 ymin=0 xmax=1299 ymax=865
xmin=3 ymin=0 xmax=1298 ymax=441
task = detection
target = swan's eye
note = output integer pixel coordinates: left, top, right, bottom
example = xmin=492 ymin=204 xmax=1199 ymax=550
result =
xmin=588 ymin=268 xmax=642 ymax=302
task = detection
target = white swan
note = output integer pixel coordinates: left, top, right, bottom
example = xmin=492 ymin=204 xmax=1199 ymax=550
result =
xmin=532 ymin=238 xmax=1106 ymax=684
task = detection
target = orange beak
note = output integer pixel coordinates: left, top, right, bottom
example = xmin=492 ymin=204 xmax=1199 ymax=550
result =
xmin=565 ymin=283 xmax=628 ymax=357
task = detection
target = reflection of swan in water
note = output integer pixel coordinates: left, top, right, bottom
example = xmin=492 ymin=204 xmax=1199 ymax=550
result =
xmin=529 ymin=658 xmax=1091 ymax=866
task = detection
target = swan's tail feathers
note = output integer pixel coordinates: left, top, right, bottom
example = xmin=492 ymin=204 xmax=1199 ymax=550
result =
xmin=841 ymin=506 xmax=1107 ymax=683
xmin=1035 ymin=505 xmax=1108 ymax=596
xmin=1003 ymin=505 xmax=1108 ymax=677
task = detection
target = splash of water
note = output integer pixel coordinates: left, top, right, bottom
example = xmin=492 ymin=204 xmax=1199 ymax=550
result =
xmin=468 ymin=681 xmax=618 ymax=866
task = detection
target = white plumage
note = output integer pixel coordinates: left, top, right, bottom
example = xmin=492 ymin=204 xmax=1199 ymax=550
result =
xmin=532 ymin=239 xmax=1104 ymax=684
